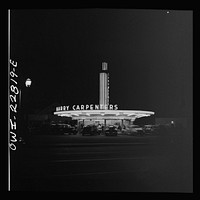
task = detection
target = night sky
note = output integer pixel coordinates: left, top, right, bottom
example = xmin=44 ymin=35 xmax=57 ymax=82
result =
xmin=10 ymin=9 xmax=193 ymax=117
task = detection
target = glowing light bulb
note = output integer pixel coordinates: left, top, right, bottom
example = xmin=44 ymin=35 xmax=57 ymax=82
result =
xmin=25 ymin=78 xmax=32 ymax=87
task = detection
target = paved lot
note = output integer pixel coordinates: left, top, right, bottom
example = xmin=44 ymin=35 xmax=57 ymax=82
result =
xmin=10 ymin=133 xmax=193 ymax=192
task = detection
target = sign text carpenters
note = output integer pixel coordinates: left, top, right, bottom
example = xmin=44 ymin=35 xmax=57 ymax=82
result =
xmin=56 ymin=104 xmax=118 ymax=112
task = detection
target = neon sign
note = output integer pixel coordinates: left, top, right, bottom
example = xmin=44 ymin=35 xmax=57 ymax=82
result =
xmin=56 ymin=104 xmax=118 ymax=112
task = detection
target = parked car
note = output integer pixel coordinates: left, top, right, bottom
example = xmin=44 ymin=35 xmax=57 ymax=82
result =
xmin=126 ymin=125 xmax=145 ymax=136
xmin=117 ymin=127 xmax=131 ymax=135
xmin=143 ymin=125 xmax=154 ymax=134
xmin=125 ymin=126 xmax=138 ymax=136
xmin=97 ymin=125 xmax=103 ymax=135
xmin=81 ymin=125 xmax=98 ymax=136
xmin=105 ymin=126 xmax=118 ymax=136
xmin=49 ymin=123 xmax=76 ymax=135
xmin=144 ymin=125 xmax=161 ymax=135
xmin=64 ymin=124 xmax=77 ymax=135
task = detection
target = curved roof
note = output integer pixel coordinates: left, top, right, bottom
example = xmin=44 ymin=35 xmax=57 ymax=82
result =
xmin=54 ymin=110 xmax=155 ymax=121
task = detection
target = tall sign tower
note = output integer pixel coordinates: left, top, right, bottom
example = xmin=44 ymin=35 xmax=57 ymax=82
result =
xmin=99 ymin=62 xmax=109 ymax=108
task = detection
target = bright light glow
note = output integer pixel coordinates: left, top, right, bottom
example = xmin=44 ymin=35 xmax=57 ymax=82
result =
xmin=127 ymin=113 xmax=135 ymax=117
xmin=72 ymin=113 xmax=79 ymax=116
xmin=25 ymin=78 xmax=32 ymax=87
xmin=60 ymin=114 xmax=70 ymax=117
xmin=100 ymin=72 xmax=108 ymax=106
xmin=99 ymin=63 xmax=109 ymax=107
xmin=102 ymin=62 xmax=108 ymax=71
xmin=54 ymin=109 xmax=155 ymax=120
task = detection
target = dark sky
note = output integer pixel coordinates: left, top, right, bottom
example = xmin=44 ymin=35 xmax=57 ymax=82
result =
xmin=10 ymin=9 xmax=193 ymax=117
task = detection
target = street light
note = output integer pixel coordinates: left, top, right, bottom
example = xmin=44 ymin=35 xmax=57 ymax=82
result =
xmin=25 ymin=78 xmax=32 ymax=87
xmin=19 ymin=78 xmax=32 ymax=109
xmin=19 ymin=78 xmax=32 ymax=139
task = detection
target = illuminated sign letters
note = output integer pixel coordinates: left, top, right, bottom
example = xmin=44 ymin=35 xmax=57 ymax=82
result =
xmin=56 ymin=104 xmax=118 ymax=112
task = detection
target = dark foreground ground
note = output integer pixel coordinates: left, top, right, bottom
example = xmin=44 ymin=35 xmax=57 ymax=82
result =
xmin=10 ymin=130 xmax=193 ymax=192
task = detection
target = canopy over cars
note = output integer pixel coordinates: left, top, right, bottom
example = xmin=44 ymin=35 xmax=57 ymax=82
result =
xmin=54 ymin=110 xmax=154 ymax=121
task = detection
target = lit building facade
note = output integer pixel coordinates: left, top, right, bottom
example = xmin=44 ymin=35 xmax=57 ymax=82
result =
xmin=54 ymin=62 xmax=155 ymax=127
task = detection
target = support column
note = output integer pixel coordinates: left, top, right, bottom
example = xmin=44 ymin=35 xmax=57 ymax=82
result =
xmin=77 ymin=120 xmax=81 ymax=134
xmin=104 ymin=119 xmax=106 ymax=133
xmin=121 ymin=119 xmax=124 ymax=127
